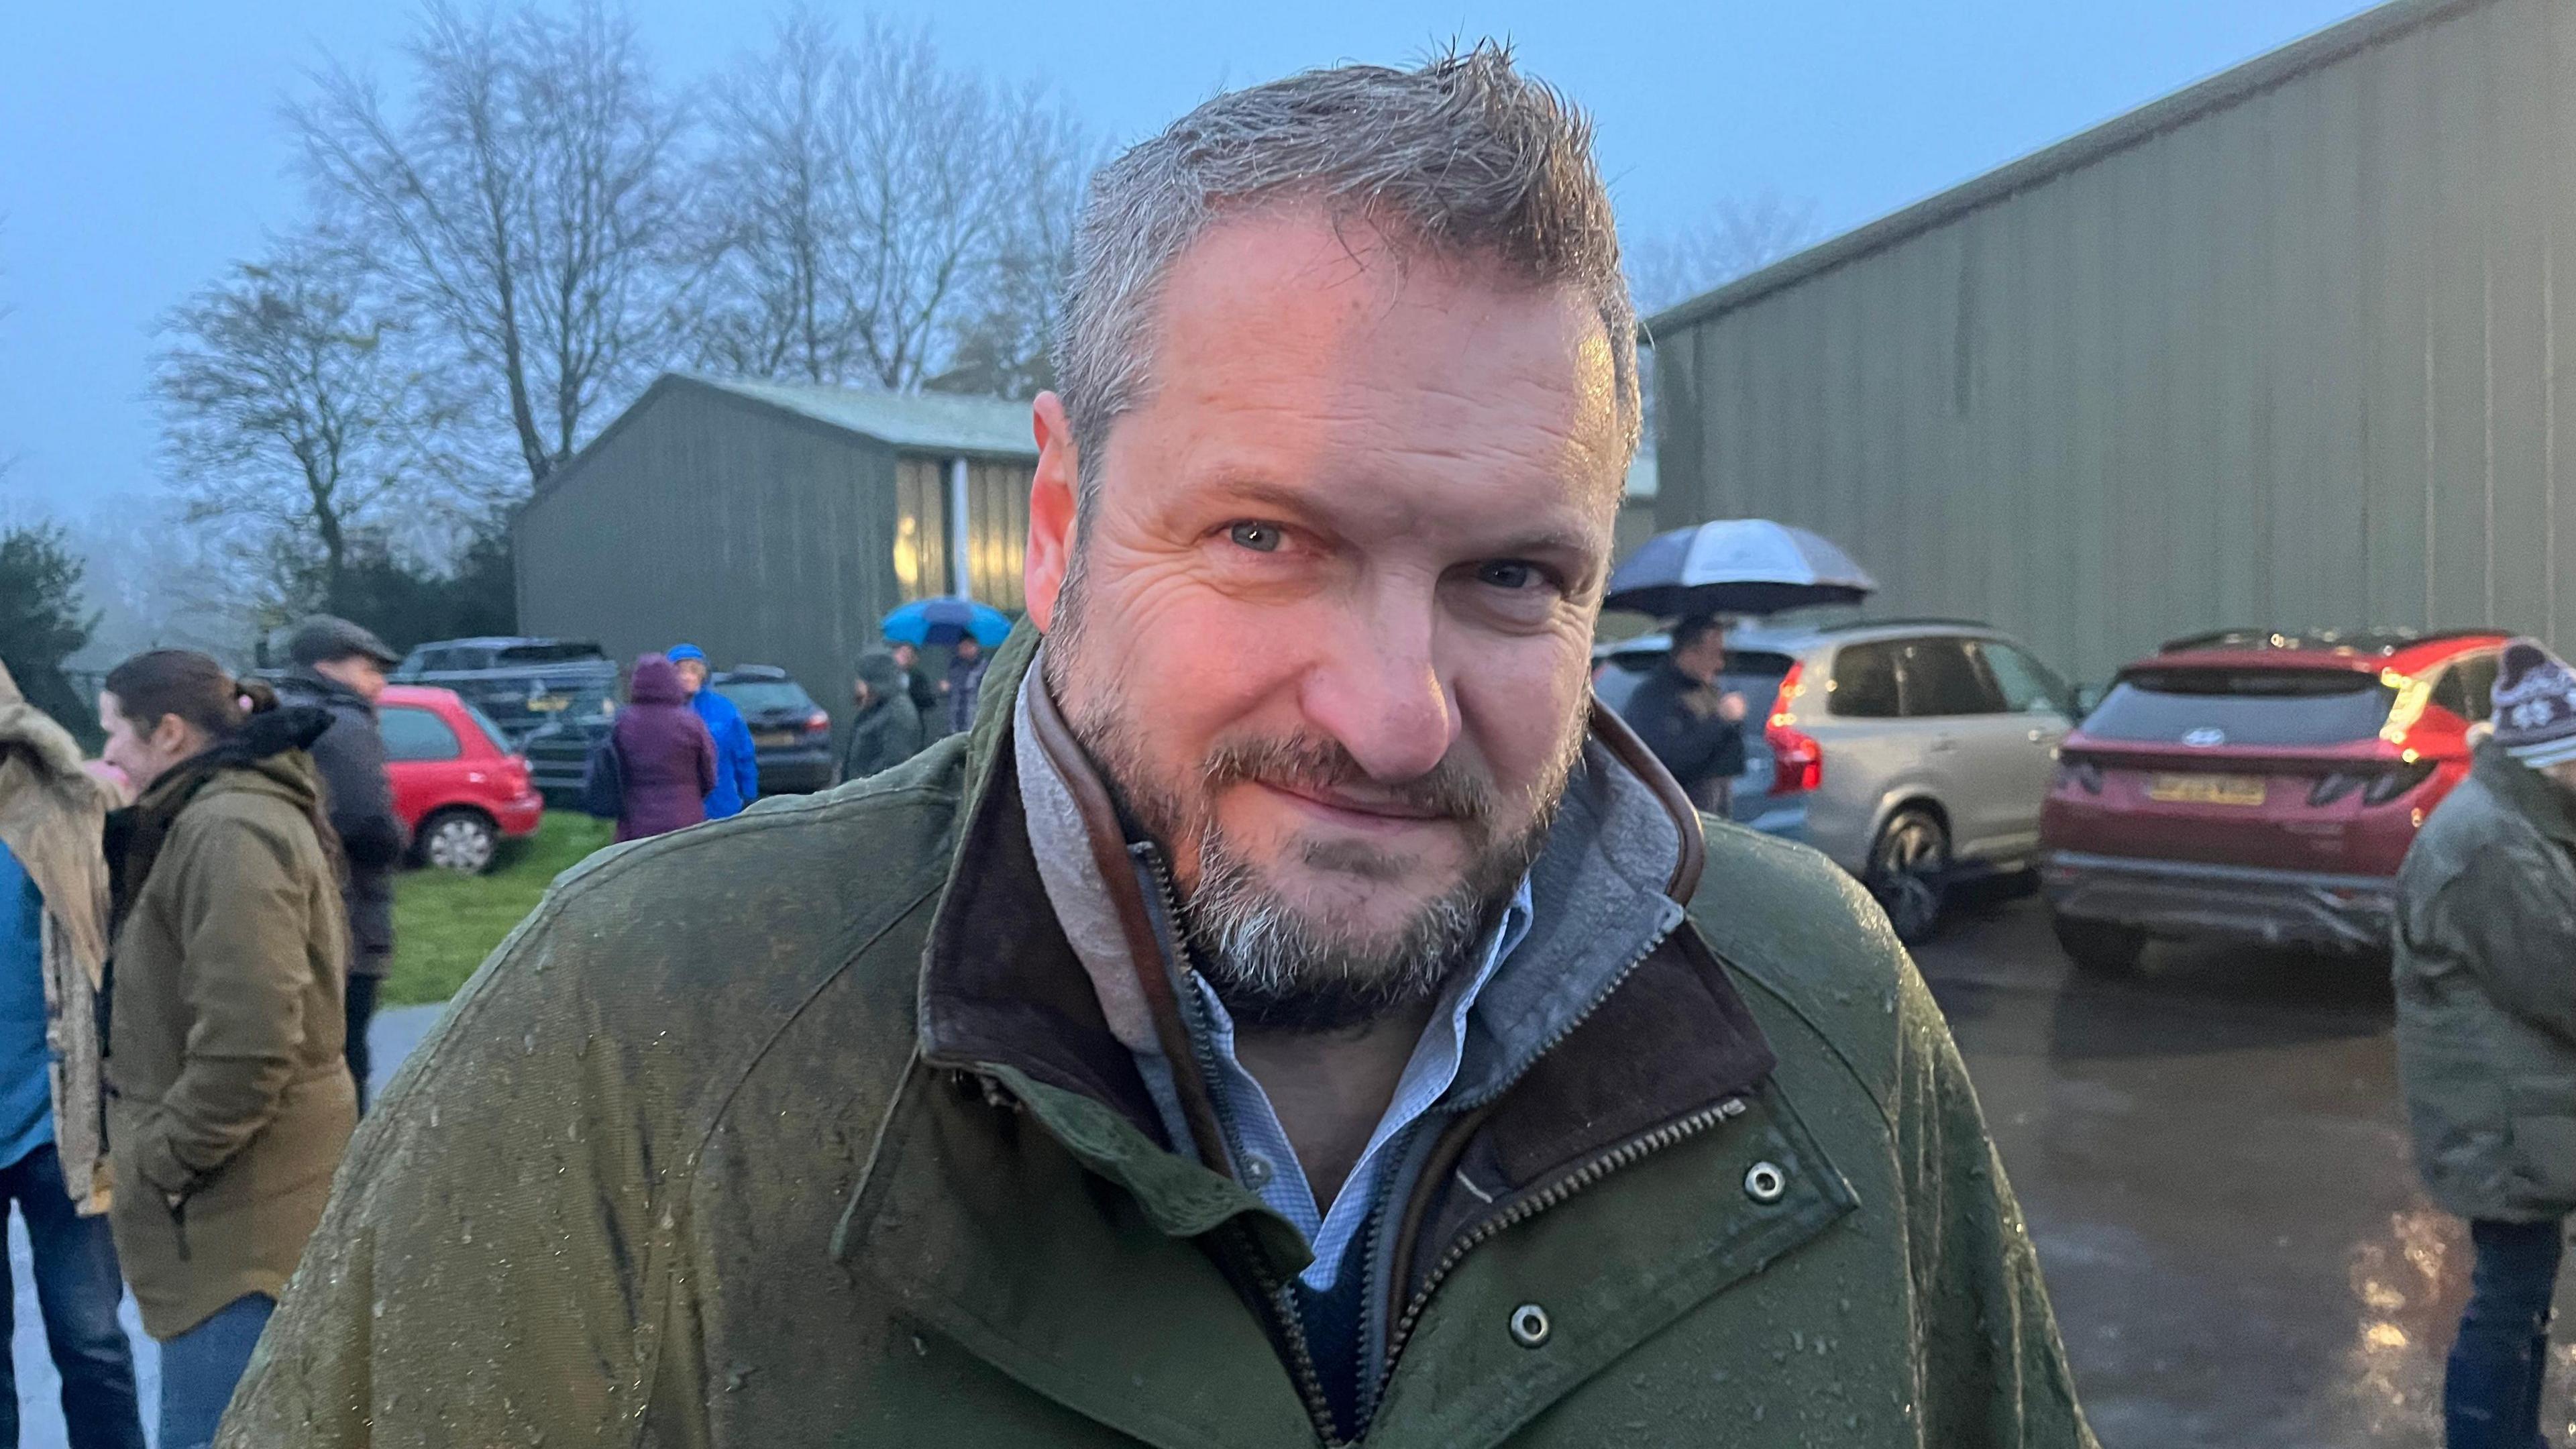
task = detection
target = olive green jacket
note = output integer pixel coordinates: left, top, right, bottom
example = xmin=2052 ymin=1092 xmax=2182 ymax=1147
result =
xmin=2393 ymin=743 xmax=2576 ymax=1222
xmin=225 ymin=628 xmax=2091 ymax=1448
xmin=108 ymin=743 xmax=356 ymax=1340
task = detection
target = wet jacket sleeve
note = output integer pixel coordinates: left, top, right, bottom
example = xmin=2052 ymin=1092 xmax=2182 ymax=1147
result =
xmin=216 ymin=881 xmax=683 ymax=1448
xmin=1892 ymin=963 xmax=2098 ymax=1448
xmin=127 ymin=807 xmax=318 ymax=1197
xmin=311 ymin=708 xmax=407 ymax=871
xmin=2420 ymin=845 xmax=2576 ymax=1048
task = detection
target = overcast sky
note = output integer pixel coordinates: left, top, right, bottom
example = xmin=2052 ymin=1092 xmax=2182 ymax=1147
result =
xmin=0 ymin=0 xmax=2373 ymax=521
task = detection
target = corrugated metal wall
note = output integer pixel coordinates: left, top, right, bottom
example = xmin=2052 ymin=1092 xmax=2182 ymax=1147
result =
xmin=1653 ymin=0 xmax=2576 ymax=684
xmin=517 ymin=382 xmax=902 ymax=726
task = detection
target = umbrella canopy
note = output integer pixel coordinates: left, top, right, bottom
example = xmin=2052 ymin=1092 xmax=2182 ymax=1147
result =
xmin=1603 ymin=519 xmax=1878 ymax=619
xmin=881 ymin=596 xmax=1014 ymax=648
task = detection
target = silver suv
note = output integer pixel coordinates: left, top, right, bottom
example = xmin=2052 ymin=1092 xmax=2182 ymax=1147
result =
xmin=1595 ymin=619 xmax=2081 ymax=941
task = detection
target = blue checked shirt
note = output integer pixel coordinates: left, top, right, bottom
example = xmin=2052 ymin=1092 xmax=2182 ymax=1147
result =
xmin=1144 ymin=876 xmax=1535 ymax=1293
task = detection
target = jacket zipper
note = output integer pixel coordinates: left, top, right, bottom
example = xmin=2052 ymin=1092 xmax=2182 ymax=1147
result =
xmin=1371 ymin=1095 xmax=1748 ymax=1410
xmin=1140 ymin=845 xmax=1347 ymax=1448
xmin=1361 ymin=914 xmax=1692 ymax=1417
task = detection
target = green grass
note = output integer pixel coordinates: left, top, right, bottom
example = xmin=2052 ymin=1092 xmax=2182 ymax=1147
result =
xmin=383 ymin=812 xmax=613 ymax=1006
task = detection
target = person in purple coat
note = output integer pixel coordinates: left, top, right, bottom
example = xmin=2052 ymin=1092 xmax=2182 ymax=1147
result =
xmin=611 ymin=655 xmax=715 ymax=843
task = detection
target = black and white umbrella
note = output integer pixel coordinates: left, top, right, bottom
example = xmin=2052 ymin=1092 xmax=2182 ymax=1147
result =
xmin=1604 ymin=519 xmax=1878 ymax=619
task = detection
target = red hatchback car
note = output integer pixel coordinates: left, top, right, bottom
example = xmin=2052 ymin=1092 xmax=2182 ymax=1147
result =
xmin=378 ymin=684 xmax=545 ymax=873
xmin=2039 ymin=628 xmax=2508 ymax=971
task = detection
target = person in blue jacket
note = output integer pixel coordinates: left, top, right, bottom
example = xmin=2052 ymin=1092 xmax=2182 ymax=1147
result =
xmin=665 ymin=645 xmax=759 ymax=819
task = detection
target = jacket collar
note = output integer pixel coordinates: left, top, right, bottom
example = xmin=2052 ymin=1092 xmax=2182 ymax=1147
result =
xmin=278 ymin=667 xmax=370 ymax=715
xmin=2473 ymin=739 xmax=2576 ymax=846
xmin=915 ymin=626 xmax=1770 ymax=1203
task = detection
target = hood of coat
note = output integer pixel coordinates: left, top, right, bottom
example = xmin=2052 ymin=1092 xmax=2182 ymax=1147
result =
xmin=0 ymin=661 xmax=91 ymax=790
xmin=853 ymin=651 xmax=907 ymax=712
xmin=629 ymin=654 xmax=686 ymax=706
xmin=108 ymin=706 xmax=333 ymax=929
xmin=0 ymin=659 xmax=117 ymax=975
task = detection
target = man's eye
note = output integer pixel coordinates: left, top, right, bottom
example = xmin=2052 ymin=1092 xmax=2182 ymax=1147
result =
xmin=1477 ymin=560 xmax=1544 ymax=591
xmin=1228 ymin=523 xmax=1285 ymax=553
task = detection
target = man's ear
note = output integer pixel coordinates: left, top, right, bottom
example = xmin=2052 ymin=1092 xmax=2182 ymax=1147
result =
xmin=1024 ymin=392 xmax=1081 ymax=635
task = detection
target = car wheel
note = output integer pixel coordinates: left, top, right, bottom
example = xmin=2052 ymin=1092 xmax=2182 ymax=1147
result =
xmin=2050 ymin=912 xmax=2150 ymax=975
xmin=1866 ymin=808 xmax=1951 ymax=946
xmin=420 ymin=809 xmax=500 ymax=875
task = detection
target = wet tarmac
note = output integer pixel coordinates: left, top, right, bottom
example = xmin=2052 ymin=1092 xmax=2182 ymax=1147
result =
xmin=1920 ymin=892 xmax=2576 ymax=1448
xmin=9 ymin=913 xmax=2573 ymax=1446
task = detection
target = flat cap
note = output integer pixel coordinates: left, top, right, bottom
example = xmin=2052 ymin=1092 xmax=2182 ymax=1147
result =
xmin=288 ymin=615 xmax=401 ymax=669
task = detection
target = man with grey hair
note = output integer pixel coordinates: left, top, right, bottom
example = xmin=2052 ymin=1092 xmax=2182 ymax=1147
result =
xmin=226 ymin=46 xmax=2092 ymax=1448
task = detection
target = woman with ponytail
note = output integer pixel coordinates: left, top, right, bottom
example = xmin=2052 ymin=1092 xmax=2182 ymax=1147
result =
xmin=95 ymin=650 xmax=355 ymax=1449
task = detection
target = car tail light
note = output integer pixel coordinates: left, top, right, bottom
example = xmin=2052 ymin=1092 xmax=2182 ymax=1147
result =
xmin=804 ymin=710 xmax=832 ymax=735
xmin=2362 ymin=757 xmax=2438 ymax=806
xmin=1766 ymin=663 xmax=1822 ymax=794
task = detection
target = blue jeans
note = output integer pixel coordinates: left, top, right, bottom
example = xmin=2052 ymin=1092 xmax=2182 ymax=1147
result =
xmin=2445 ymin=1216 xmax=2568 ymax=1449
xmin=157 ymin=1293 xmax=273 ymax=1449
xmin=0 ymin=1142 xmax=146 ymax=1449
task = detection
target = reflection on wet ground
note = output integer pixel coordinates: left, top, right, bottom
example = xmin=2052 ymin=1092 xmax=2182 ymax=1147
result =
xmin=1922 ymin=896 xmax=2575 ymax=1448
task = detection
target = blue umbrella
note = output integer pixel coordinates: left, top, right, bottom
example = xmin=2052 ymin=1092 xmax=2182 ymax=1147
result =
xmin=881 ymin=596 xmax=1014 ymax=648
xmin=1604 ymin=519 xmax=1878 ymax=619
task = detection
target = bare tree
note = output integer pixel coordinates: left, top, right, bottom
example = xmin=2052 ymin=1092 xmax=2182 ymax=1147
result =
xmin=1625 ymin=192 xmax=1821 ymax=317
xmin=690 ymin=12 xmax=1089 ymax=395
xmin=290 ymin=1 xmax=687 ymax=488
xmin=930 ymin=92 xmax=1095 ymax=400
xmin=687 ymin=11 xmax=869 ymax=383
xmin=152 ymin=240 xmax=454 ymax=609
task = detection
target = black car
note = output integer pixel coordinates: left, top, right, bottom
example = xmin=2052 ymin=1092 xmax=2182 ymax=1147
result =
xmin=390 ymin=637 xmax=620 ymax=747
xmin=710 ymin=666 xmax=837 ymax=796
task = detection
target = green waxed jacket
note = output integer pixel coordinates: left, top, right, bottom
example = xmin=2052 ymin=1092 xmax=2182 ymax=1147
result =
xmin=2393 ymin=743 xmax=2576 ymax=1222
xmin=223 ymin=626 xmax=2093 ymax=1448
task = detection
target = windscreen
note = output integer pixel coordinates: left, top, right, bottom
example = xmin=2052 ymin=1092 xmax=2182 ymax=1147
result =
xmin=717 ymin=682 xmax=814 ymax=715
xmin=2083 ymin=668 xmax=2396 ymax=746
xmin=494 ymin=642 xmax=608 ymax=666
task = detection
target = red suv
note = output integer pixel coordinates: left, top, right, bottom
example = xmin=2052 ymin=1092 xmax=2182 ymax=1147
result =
xmin=379 ymin=684 xmax=545 ymax=873
xmin=2039 ymin=628 xmax=2507 ymax=971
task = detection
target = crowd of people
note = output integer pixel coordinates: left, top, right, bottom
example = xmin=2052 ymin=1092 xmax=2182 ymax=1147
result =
xmin=582 ymin=633 xmax=987 ymax=844
xmin=0 ymin=611 xmax=1000 ymax=1446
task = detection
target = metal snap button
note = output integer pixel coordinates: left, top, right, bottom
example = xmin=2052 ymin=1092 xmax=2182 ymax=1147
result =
xmin=1744 ymin=1161 xmax=1788 ymax=1203
xmin=1241 ymin=1155 xmax=1274 ymax=1189
xmin=1507 ymin=1303 xmax=1551 ymax=1348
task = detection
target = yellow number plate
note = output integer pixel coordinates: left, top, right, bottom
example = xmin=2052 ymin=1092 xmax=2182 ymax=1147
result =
xmin=2147 ymin=773 xmax=2268 ymax=806
xmin=527 ymin=696 xmax=570 ymax=712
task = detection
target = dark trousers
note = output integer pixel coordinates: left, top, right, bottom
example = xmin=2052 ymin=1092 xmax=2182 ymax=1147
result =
xmin=158 ymin=1293 xmax=272 ymax=1449
xmin=2445 ymin=1216 xmax=2567 ymax=1449
xmin=0 ymin=1142 xmax=147 ymax=1449
xmin=345 ymin=971 xmax=381 ymax=1112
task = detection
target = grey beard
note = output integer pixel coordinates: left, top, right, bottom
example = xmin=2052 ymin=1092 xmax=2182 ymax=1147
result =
xmin=1184 ymin=824 xmax=1527 ymax=1034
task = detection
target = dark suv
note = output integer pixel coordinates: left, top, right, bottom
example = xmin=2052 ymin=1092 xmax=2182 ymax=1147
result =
xmin=390 ymin=637 xmax=619 ymax=747
xmin=709 ymin=667 xmax=836 ymax=795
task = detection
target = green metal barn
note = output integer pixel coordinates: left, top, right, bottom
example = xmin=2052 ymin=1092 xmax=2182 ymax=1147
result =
xmin=1647 ymin=0 xmax=2576 ymax=684
xmin=514 ymin=373 xmax=1038 ymax=723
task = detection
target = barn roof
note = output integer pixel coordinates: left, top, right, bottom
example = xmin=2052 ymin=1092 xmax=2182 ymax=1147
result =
xmin=678 ymin=374 xmax=1037 ymax=459
xmin=1644 ymin=0 xmax=2475 ymax=337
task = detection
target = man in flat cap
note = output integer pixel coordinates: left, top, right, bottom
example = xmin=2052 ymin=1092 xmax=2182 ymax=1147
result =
xmin=274 ymin=617 xmax=406 ymax=1109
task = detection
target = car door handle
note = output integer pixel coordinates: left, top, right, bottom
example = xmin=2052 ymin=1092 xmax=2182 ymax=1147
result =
xmin=1929 ymin=737 xmax=1957 ymax=753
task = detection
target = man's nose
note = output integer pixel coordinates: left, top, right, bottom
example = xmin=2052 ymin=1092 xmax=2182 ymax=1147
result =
xmin=1297 ymin=613 xmax=1458 ymax=784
